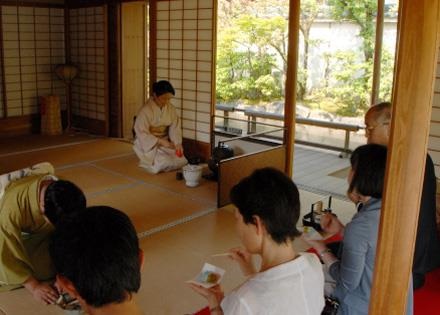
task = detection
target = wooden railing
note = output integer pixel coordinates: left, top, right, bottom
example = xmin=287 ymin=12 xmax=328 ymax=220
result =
xmin=215 ymin=105 xmax=362 ymax=157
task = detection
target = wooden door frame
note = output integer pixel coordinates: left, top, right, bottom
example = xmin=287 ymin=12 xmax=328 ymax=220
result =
xmin=370 ymin=0 xmax=440 ymax=313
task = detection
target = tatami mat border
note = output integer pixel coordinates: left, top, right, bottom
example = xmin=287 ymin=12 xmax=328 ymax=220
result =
xmin=136 ymin=207 xmax=218 ymax=239
xmin=62 ymin=156 xmax=219 ymax=239
xmin=55 ymin=152 xmax=135 ymax=170
xmin=89 ymin=163 xmax=216 ymax=205
xmin=0 ymin=139 xmax=101 ymax=158
xmin=85 ymin=181 xmax=142 ymax=198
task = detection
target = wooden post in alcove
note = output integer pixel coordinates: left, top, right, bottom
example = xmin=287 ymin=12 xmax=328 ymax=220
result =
xmin=284 ymin=0 xmax=300 ymax=177
xmin=121 ymin=1 xmax=146 ymax=139
xmin=369 ymin=0 xmax=440 ymax=314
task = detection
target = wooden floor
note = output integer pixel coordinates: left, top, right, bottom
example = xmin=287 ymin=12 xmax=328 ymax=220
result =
xmin=0 ymin=135 xmax=355 ymax=315
xmin=293 ymin=144 xmax=350 ymax=199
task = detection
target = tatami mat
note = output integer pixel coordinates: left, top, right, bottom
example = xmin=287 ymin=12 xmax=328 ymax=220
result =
xmin=88 ymin=183 xmax=213 ymax=233
xmin=0 ymin=133 xmax=100 ymax=155
xmin=0 ymin=192 xmax=355 ymax=315
xmin=0 ymin=290 xmax=61 ymax=315
xmin=94 ymin=155 xmax=217 ymax=206
xmin=0 ymin=135 xmax=358 ymax=315
xmin=0 ymin=139 xmax=133 ymax=173
xmin=0 ymin=137 xmax=217 ymax=235
xmin=137 ymin=209 xmax=245 ymax=315
xmin=136 ymin=194 xmax=356 ymax=314
xmin=56 ymin=165 xmax=137 ymax=195
xmin=0 ymin=210 xmax=241 ymax=315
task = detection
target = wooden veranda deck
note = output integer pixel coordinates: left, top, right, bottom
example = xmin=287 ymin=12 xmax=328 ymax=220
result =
xmin=293 ymin=144 xmax=350 ymax=200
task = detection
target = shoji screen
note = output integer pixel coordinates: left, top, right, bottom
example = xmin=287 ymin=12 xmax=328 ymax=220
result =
xmin=155 ymin=0 xmax=215 ymax=144
xmin=1 ymin=5 xmax=65 ymax=117
xmin=69 ymin=6 xmax=107 ymax=128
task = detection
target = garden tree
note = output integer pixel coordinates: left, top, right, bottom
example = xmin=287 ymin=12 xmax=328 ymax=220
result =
xmin=328 ymin=0 xmax=377 ymax=63
xmin=216 ymin=16 xmax=283 ymax=102
xmin=218 ymin=0 xmax=258 ymax=29
xmin=235 ymin=15 xmax=287 ymax=71
xmin=217 ymin=0 xmax=326 ymax=103
xmin=378 ymin=49 xmax=395 ymax=101
xmin=326 ymin=50 xmax=372 ymax=116
xmin=323 ymin=0 xmax=397 ymax=116
xmin=216 ymin=31 xmax=245 ymax=101
xmin=218 ymin=0 xmax=289 ymax=30
xmin=327 ymin=0 xmax=378 ymax=108
xmin=221 ymin=0 xmax=289 ymax=18
xmin=218 ymin=0 xmax=289 ymax=65
xmin=216 ymin=0 xmax=396 ymax=117
xmin=308 ymin=48 xmax=395 ymax=116
xmin=298 ymin=0 xmax=325 ymax=100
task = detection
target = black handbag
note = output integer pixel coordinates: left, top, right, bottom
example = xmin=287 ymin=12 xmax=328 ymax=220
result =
xmin=321 ymin=296 xmax=339 ymax=315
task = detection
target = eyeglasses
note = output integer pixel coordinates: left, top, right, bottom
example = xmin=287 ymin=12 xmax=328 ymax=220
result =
xmin=365 ymin=122 xmax=389 ymax=134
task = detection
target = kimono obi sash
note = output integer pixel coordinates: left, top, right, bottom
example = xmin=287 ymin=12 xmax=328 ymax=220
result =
xmin=149 ymin=125 xmax=169 ymax=138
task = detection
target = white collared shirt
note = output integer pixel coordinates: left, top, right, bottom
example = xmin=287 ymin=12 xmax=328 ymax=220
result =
xmin=221 ymin=253 xmax=325 ymax=315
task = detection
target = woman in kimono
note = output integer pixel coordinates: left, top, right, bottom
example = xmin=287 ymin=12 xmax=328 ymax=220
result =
xmin=133 ymin=80 xmax=188 ymax=174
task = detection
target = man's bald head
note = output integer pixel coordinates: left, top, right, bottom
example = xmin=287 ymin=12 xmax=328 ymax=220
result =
xmin=364 ymin=102 xmax=392 ymax=146
xmin=366 ymin=102 xmax=391 ymax=124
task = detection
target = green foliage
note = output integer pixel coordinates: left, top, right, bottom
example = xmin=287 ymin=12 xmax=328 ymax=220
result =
xmin=298 ymin=0 xmax=326 ymax=100
xmin=216 ymin=15 xmax=285 ymax=102
xmin=378 ymin=49 xmax=395 ymax=101
xmin=331 ymin=51 xmax=371 ymax=116
xmin=301 ymin=0 xmax=324 ymax=23
xmin=255 ymin=75 xmax=282 ymax=100
xmin=328 ymin=0 xmax=377 ymax=62
xmin=307 ymin=49 xmax=394 ymax=117
xmin=307 ymin=51 xmax=368 ymax=116
xmin=216 ymin=0 xmax=396 ymax=118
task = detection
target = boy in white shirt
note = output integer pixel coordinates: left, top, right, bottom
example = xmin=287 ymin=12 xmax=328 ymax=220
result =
xmin=190 ymin=167 xmax=325 ymax=315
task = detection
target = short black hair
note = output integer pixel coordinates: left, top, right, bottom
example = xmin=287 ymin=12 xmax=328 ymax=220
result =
xmin=349 ymin=144 xmax=387 ymax=198
xmin=152 ymin=80 xmax=175 ymax=96
xmin=44 ymin=180 xmax=86 ymax=226
xmin=49 ymin=206 xmax=141 ymax=308
xmin=230 ymin=167 xmax=301 ymax=244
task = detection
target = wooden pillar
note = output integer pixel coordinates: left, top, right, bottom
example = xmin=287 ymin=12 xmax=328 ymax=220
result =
xmin=369 ymin=1 xmax=440 ymax=314
xmin=370 ymin=0 xmax=385 ymax=105
xmin=284 ymin=0 xmax=300 ymax=176
xmin=107 ymin=2 xmax=123 ymax=137
xmin=149 ymin=0 xmax=157 ymax=89
xmin=210 ymin=0 xmax=218 ymax=151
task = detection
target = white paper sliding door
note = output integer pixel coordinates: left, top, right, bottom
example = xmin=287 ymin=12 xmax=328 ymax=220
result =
xmin=1 ymin=5 xmax=66 ymax=117
xmin=69 ymin=6 xmax=107 ymax=130
xmin=154 ymin=0 xmax=215 ymax=145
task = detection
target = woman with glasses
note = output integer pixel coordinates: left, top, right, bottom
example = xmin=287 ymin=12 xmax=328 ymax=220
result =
xmin=304 ymin=144 xmax=413 ymax=315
